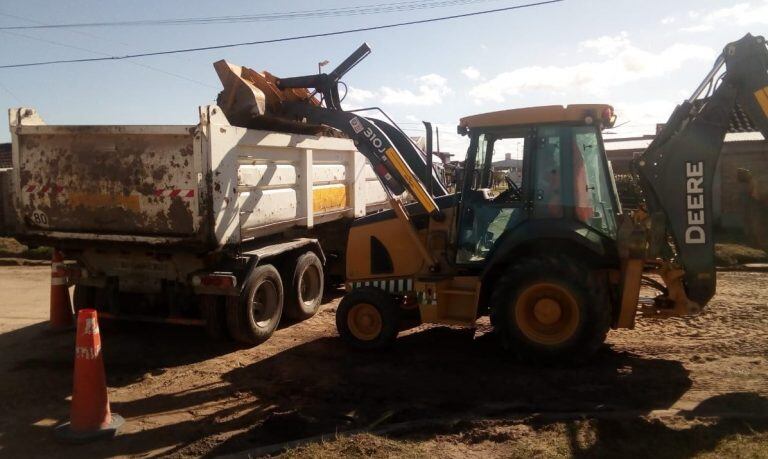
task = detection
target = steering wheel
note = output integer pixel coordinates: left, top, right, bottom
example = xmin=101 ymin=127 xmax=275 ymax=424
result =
xmin=495 ymin=176 xmax=522 ymax=202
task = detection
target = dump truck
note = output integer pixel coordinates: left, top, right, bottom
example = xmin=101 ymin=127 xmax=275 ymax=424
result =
xmin=3 ymin=104 xmax=390 ymax=344
xmin=207 ymin=35 xmax=767 ymax=363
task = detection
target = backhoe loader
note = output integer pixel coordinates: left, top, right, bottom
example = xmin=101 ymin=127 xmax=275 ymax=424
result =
xmin=216 ymin=33 xmax=768 ymax=363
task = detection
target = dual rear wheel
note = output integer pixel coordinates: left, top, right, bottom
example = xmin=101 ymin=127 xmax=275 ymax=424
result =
xmin=210 ymin=251 xmax=325 ymax=346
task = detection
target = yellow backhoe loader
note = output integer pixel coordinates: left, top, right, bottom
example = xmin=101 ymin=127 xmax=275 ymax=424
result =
xmin=216 ymin=34 xmax=768 ymax=363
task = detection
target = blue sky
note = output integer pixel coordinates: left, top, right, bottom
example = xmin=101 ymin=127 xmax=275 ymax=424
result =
xmin=1 ymin=0 xmax=766 ymax=157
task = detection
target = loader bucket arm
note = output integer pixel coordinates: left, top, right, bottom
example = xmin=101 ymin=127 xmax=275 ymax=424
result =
xmin=282 ymin=102 xmax=443 ymax=217
xmin=635 ymin=33 xmax=768 ymax=306
xmin=214 ymin=43 xmax=445 ymax=218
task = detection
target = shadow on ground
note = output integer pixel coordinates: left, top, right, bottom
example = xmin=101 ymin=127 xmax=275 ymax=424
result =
xmin=2 ymin=310 xmax=763 ymax=458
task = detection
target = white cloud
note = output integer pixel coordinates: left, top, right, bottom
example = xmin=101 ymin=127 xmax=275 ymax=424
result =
xmin=682 ymin=2 xmax=768 ymax=32
xmin=345 ymin=86 xmax=375 ymax=104
xmin=469 ymin=37 xmax=714 ymax=103
xmin=660 ymin=16 xmax=675 ymax=25
xmin=606 ymin=100 xmax=678 ymax=137
xmin=430 ymin=122 xmax=469 ymax=158
xmin=343 ymin=74 xmax=452 ymax=109
xmin=461 ymin=66 xmax=481 ymax=80
xmin=380 ymin=73 xmax=452 ymax=106
xmin=579 ymin=31 xmax=630 ymax=56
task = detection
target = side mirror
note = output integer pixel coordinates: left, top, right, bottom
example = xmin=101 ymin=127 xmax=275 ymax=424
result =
xmin=737 ymin=168 xmax=753 ymax=183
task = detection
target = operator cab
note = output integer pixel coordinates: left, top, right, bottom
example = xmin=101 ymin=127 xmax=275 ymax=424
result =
xmin=456 ymin=104 xmax=620 ymax=263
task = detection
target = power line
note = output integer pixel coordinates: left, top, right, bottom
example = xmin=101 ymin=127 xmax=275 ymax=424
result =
xmin=0 ymin=0 xmax=504 ymax=30
xmin=0 ymin=0 xmax=563 ymax=69
xmin=0 ymin=80 xmax=22 ymax=103
xmin=0 ymin=10 xmax=131 ymax=46
xmin=0 ymin=13 xmax=217 ymax=88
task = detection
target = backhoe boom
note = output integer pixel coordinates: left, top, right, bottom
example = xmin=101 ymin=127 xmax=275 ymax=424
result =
xmin=635 ymin=33 xmax=768 ymax=305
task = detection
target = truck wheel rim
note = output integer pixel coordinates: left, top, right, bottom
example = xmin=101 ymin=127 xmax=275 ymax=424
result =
xmin=347 ymin=303 xmax=382 ymax=341
xmin=251 ymin=280 xmax=278 ymax=328
xmin=299 ymin=265 xmax=321 ymax=306
xmin=514 ymin=282 xmax=580 ymax=346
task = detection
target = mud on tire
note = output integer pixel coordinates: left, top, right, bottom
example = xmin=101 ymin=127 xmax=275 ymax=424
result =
xmin=336 ymin=287 xmax=400 ymax=350
xmin=226 ymin=264 xmax=284 ymax=346
xmin=283 ymin=251 xmax=324 ymax=321
xmin=490 ymin=255 xmax=610 ymax=365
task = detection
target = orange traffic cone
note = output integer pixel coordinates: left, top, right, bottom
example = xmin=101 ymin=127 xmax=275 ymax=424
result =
xmin=55 ymin=309 xmax=124 ymax=443
xmin=50 ymin=250 xmax=73 ymax=330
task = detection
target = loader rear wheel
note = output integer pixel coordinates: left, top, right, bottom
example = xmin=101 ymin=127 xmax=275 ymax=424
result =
xmin=284 ymin=251 xmax=324 ymax=321
xmin=227 ymin=264 xmax=284 ymax=345
xmin=490 ymin=255 xmax=610 ymax=364
xmin=336 ymin=287 xmax=399 ymax=350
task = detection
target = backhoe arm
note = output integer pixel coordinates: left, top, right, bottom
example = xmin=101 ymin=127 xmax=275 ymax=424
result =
xmin=276 ymin=43 xmax=447 ymax=219
xmin=635 ymin=33 xmax=768 ymax=305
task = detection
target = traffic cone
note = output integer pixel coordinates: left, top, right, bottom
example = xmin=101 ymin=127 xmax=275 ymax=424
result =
xmin=50 ymin=250 xmax=73 ymax=330
xmin=55 ymin=309 xmax=124 ymax=443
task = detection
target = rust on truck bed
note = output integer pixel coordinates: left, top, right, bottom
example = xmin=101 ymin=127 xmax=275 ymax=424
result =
xmin=15 ymin=127 xmax=201 ymax=237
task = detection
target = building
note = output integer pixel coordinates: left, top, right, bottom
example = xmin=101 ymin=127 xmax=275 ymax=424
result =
xmin=604 ymin=131 xmax=768 ymax=231
xmin=0 ymin=143 xmax=10 ymax=168
xmin=492 ymin=153 xmax=523 ymax=186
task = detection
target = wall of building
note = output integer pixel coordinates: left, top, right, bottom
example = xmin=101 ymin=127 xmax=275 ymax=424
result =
xmin=0 ymin=143 xmax=10 ymax=168
xmin=605 ymin=136 xmax=768 ymax=231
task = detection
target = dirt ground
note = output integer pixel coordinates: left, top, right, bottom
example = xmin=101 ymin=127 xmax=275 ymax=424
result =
xmin=1 ymin=266 xmax=767 ymax=458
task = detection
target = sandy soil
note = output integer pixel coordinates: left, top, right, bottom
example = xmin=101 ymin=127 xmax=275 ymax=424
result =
xmin=0 ymin=266 xmax=767 ymax=458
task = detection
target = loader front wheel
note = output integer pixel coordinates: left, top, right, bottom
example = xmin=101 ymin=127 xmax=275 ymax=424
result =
xmin=227 ymin=264 xmax=284 ymax=345
xmin=336 ymin=287 xmax=399 ymax=350
xmin=491 ymin=256 xmax=610 ymax=364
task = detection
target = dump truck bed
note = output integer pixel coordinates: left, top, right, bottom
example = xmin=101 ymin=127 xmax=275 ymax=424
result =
xmin=7 ymin=105 xmax=387 ymax=249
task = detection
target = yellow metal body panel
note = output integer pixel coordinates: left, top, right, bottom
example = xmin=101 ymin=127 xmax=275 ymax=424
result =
xmin=459 ymin=104 xmax=614 ymax=129
xmin=755 ymin=86 xmax=768 ymax=118
xmin=416 ymin=277 xmax=480 ymax=327
xmin=346 ymin=216 xmax=426 ymax=280
xmin=617 ymin=259 xmax=643 ymax=329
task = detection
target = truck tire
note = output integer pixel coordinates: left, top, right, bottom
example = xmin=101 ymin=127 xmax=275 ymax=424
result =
xmin=336 ymin=287 xmax=400 ymax=350
xmin=490 ymin=255 xmax=610 ymax=365
xmin=284 ymin=251 xmax=324 ymax=321
xmin=227 ymin=264 xmax=284 ymax=345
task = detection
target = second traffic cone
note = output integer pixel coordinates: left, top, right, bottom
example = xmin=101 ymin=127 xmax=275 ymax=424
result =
xmin=55 ymin=309 xmax=124 ymax=443
xmin=49 ymin=250 xmax=73 ymax=330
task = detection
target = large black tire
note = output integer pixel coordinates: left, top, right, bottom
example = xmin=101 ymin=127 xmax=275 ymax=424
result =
xmin=283 ymin=251 xmax=324 ymax=321
xmin=490 ymin=255 xmax=610 ymax=365
xmin=336 ymin=287 xmax=400 ymax=350
xmin=226 ymin=264 xmax=284 ymax=346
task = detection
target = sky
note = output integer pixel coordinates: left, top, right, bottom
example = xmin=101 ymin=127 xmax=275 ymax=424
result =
xmin=0 ymin=0 xmax=766 ymax=159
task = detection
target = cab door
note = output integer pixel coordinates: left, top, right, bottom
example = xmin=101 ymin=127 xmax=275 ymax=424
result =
xmin=456 ymin=130 xmax=531 ymax=264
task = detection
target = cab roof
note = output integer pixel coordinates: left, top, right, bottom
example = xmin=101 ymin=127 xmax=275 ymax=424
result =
xmin=459 ymin=104 xmax=615 ymax=130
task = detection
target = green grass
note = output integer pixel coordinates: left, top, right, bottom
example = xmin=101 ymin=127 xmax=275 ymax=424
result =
xmin=0 ymin=237 xmax=52 ymax=260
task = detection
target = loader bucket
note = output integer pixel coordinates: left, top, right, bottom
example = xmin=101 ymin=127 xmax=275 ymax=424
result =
xmin=213 ymin=60 xmax=330 ymax=135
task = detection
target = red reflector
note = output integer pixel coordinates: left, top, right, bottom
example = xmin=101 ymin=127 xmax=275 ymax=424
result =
xmin=200 ymin=275 xmax=236 ymax=288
